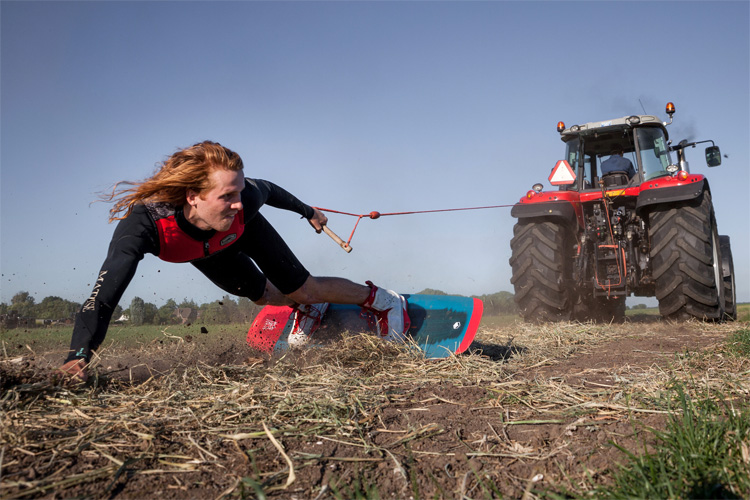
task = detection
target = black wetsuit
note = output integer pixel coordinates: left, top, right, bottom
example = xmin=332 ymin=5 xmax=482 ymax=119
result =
xmin=65 ymin=178 xmax=314 ymax=362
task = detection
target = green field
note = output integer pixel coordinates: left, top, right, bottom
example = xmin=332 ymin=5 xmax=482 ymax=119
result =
xmin=0 ymin=322 xmax=242 ymax=359
xmin=2 ymin=305 xmax=749 ymax=499
xmin=624 ymin=303 xmax=750 ymax=322
xmin=2 ymin=304 xmax=748 ymax=358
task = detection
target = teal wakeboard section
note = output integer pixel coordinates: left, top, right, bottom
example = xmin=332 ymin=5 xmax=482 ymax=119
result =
xmin=268 ymin=294 xmax=482 ymax=358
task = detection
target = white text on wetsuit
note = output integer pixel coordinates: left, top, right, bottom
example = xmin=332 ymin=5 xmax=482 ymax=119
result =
xmin=82 ymin=271 xmax=108 ymax=312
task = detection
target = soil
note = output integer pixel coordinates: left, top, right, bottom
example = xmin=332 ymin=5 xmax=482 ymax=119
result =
xmin=0 ymin=316 xmax=743 ymax=499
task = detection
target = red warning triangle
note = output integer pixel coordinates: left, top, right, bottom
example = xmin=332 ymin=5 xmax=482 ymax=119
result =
xmin=549 ymin=160 xmax=576 ymax=185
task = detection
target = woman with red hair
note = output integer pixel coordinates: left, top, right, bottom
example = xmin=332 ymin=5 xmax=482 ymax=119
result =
xmin=59 ymin=141 xmax=409 ymax=381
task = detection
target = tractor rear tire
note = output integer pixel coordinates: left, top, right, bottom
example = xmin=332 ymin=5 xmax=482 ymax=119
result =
xmin=510 ymin=220 xmax=573 ymax=322
xmin=648 ymin=191 xmax=725 ymax=321
xmin=719 ymin=235 xmax=737 ymax=321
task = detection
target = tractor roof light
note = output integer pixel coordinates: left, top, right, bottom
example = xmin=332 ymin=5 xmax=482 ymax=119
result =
xmin=557 ymin=121 xmax=566 ymax=133
xmin=532 ymin=183 xmax=544 ymax=193
xmin=664 ymin=102 xmax=676 ymax=126
xmin=677 ymin=170 xmax=689 ymax=181
xmin=526 ymin=190 xmax=537 ymax=199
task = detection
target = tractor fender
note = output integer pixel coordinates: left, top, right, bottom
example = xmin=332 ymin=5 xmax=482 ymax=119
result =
xmin=511 ymin=201 xmax=578 ymax=225
xmin=636 ymin=178 xmax=708 ymax=213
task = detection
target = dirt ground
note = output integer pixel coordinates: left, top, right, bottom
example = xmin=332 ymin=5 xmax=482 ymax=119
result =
xmin=1 ymin=316 xmax=747 ymax=499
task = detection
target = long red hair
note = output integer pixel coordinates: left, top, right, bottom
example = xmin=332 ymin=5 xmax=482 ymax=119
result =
xmin=103 ymin=141 xmax=243 ymax=222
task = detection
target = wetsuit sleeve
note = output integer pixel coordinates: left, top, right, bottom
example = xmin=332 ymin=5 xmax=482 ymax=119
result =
xmin=65 ymin=205 xmax=159 ymax=362
xmin=242 ymin=178 xmax=316 ymax=221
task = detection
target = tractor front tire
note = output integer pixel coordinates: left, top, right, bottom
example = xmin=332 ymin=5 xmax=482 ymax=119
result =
xmin=510 ymin=220 xmax=573 ymax=322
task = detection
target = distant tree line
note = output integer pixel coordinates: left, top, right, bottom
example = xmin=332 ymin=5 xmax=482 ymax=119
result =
xmin=2 ymin=289 xmax=521 ymax=329
xmin=121 ymin=295 xmax=262 ymax=326
xmin=0 ymin=292 xmax=80 ymax=325
xmin=473 ymin=291 xmax=517 ymax=315
xmin=0 ymin=291 xmax=264 ymax=328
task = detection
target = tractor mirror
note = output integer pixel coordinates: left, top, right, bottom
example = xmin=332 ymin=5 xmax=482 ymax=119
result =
xmin=705 ymin=146 xmax=721 ymax=167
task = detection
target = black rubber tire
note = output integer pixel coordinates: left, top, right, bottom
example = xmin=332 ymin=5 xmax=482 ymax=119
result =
xmin=719 ymin=235 xmax=737 ymax=321
xmin=510 ymin=220 xmax=573 ymax=322
xmin=648 ymin=190 xmax=725 ymax=321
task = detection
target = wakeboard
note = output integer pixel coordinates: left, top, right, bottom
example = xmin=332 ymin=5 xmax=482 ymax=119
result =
xmin=246 ymin=294 xmax=483 ymax=358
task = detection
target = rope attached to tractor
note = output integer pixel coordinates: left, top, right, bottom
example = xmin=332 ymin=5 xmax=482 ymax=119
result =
xmin=314 ymin=204 xmax=516 ymax=252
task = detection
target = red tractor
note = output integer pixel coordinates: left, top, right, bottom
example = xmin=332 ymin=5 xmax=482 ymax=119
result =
xmin=510 ymin=103 xmax=736 ymax=322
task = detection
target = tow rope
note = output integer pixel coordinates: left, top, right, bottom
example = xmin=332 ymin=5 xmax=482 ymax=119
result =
xmin=314 ymin=204 xmax=515 ymax=252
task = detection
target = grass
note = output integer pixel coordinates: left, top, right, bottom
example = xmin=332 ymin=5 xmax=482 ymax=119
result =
xmin=726 ymin=326 xmax=750 ymax=358
xmin=474 ymin=313 xmax=519 ymax=328
xmin=574 ymin=319 xmax=750 ymax=500
xmin=2 ymin=303 xmax=748 ymax=352
xmin=1 ymin=312 xmax=749 ymax=499
xmin=624 ymin=306 xmax=660 ymax=316
xmin=591 ymin=384 xmax=750 ymax=499
xmin=737 ymin=303 xmax=750 ymax=323
xmin=626 ymin=303 xmax=750 ymax=321
xmin=0 ymin=322 xmax=241 ymax=358
xmin=328 ymin=471 xmax=381 ymax=500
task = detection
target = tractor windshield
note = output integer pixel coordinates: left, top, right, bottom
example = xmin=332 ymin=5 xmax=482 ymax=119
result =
xmin=636 ymin=127 xmax=672 ymax=181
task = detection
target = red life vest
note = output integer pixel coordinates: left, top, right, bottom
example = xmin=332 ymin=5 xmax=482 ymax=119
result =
xmin=147 ymin=203 xmax=245 ymax=263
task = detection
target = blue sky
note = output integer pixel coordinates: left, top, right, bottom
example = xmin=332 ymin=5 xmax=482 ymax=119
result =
xmin=2 ymin=1 xmax=748 ymax=309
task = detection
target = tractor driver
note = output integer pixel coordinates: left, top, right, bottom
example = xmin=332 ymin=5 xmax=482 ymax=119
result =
xmin=58 ymin=141 xmax=410 ymax=382
xmin=600 ymin=147 xmax=636 ymax=179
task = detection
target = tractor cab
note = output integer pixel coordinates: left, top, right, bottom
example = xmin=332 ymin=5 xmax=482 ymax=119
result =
xmin=559 ymin=115 xmax=672 ymax=191
xmin=556 ymin=103 xmax=722 ymax=192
